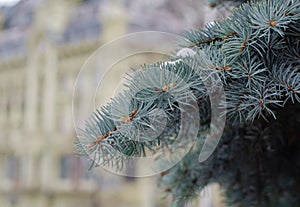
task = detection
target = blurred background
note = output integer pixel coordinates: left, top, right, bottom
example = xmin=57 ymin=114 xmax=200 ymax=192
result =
xmin=0 ymin=0 xmax=227 ymax=206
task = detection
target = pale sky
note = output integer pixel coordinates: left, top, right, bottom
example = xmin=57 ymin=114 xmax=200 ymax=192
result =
xmin=0 ymin=0 xmax=20 ymax=6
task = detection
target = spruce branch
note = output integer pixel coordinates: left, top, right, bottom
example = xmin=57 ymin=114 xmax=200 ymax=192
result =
xmin=75 ymin=0 xmax=300 ymax=206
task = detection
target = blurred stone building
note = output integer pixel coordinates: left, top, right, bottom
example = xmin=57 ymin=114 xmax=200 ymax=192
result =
xmin=0 ymin=0 xmax=222 ymax=207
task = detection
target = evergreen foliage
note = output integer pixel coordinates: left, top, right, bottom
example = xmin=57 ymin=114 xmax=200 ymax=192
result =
xmin=208 ymin=0 xmax=249 ymax=8
xmin=75 ymin=0 xmax=300 ymax=206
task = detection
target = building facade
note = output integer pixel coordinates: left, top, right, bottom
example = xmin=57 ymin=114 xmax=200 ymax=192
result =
xmin=0 ymin=0 xmax=222 ymax=207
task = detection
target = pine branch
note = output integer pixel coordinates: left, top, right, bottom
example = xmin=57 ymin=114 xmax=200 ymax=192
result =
xmin=75 ymin=0 xmax=300 ymax=206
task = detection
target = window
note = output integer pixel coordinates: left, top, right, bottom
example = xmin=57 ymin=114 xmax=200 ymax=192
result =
xmin=60 ymin=154 xmax=90 ymax=181
xmin=5 ymin=155 xmax=20 ymax=183
xmin=124 ymin=160 xmax=136 ymax=182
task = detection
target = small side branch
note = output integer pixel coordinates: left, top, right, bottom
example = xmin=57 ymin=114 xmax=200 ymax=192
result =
xmin=188 ymin=32 xmax=237 ymax=48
